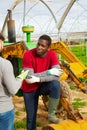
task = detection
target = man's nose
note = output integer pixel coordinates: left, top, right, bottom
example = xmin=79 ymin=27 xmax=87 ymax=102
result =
xmin=38 ymin=45 xmax=42 ymax=49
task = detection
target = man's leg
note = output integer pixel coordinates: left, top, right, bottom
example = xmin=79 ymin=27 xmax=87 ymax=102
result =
xmin=23 ymin=91 xmax=38 ymax=130
xmin=38 ymin=80 xmax=61 ymax=123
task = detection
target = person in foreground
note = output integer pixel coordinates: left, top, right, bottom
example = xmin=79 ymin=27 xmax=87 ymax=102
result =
xmin=21 ymin=34 xmax=63 ymax=130
xmin=0 ymin=33 xmax=29 ymax=130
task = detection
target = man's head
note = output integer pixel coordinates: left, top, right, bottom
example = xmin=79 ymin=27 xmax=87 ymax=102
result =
xmin=36 ymin=34 xmax=52 ymax=56
xmin=0 ymin=33 xmax=5 ymax=52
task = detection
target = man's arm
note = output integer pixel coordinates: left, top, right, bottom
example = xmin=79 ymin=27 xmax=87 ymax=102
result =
xmin=23 ymin=65 xmax=63 ymax=83
xmin=23 ymin=65 xmax=60 ymax=76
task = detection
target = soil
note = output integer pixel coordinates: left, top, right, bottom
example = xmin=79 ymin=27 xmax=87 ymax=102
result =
xmin=13 ymin=83 xmax=87 ymax=130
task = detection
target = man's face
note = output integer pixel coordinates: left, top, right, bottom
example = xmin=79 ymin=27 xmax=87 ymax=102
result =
xmin=0 ymin=40 xmax=3 ymax=52
xmin=36 ymin=39 xmax=49 ymax=56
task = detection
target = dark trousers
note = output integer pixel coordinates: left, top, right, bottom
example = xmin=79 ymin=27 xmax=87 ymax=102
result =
xmin=23 ymin=80 xmax=60 ymax=130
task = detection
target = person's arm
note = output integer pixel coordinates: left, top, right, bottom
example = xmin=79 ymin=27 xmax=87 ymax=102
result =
xmin=2 ymin=59 xmax=28 ymax=95
xmin=24 ymin=65 xmax=63 ymax=83
xmin=24 ymin=65 xmax=61 ymax=81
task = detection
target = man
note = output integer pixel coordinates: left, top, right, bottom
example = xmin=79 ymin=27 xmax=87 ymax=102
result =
xmin=21 ymin=34 xmax=63 ymax=130
xmin=0 ymin=33 xmax=29 ymax=130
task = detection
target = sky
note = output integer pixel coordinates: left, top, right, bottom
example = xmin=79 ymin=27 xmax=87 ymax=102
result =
xmin=0 ymin=0 xmax=87 ymax=40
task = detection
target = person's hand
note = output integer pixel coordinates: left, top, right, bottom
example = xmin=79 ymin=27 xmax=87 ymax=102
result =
xmin=17 ymin=70 xmax=29 ymax=80
xmin=25 ymin=75 xmax=40 ymax=84
xmin=48 ymin=68 xmax=63 ymax=76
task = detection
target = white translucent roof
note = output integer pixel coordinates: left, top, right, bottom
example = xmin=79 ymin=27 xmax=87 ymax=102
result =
xmin=0 ymin=0 xmax=87 ymax=40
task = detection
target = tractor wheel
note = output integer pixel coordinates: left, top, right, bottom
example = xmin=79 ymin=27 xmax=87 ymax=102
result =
xmin=60 ymin=80 xmax=71 ymax=100
xmin=57 ymin=80 xmax=71 ymax=119
xmin=42 ymin=80 xmax=71 ymax=119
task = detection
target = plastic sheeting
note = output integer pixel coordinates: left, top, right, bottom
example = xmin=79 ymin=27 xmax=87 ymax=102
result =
xmin=0 ymin=0 xmax=87 ymax=40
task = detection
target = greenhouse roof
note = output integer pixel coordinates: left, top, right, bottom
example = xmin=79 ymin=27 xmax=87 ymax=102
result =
xmin=0 ymin=0 xmax=87 ymax=40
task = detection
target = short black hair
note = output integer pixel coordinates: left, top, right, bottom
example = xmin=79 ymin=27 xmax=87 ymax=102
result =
xmin=39 ymin=34 xmax=52 ymax=46
xmin=0 ymin=33 xmax=5 ymax=41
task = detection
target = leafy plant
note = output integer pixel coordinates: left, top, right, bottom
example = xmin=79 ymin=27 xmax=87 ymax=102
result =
xmin=69 ymin=45 xmax=87 ymax=66
xmin=70 ymin=85 xmax=76 ymax=90
xmin=79 ymin=77 xmax=87 ymax=83
xmin=61 ymin=44 xmax=87 ymax=66
xmin=14 ymin=120 xmax=26 ymax=130
xmin=14 ymin=120 xmax=42 ymax=130
xmin=36 ymin=121 xmax=42 ymax=126
xmin=72 ymin=98 xmax=87 ymax=110
xmin=15 ymin=111 xmax=20 ymax=116
xmin=23 ymin=105 xmax=26 ymax=111
xmin=81 ymin=112 xmax=87 ymax=114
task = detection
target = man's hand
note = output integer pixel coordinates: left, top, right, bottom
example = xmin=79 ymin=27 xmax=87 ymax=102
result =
xmin=48 ymin=68 xmax=63 ymax=76
xmin=25 ymin=75 xmax=40 ymax=84
xmin=17 ymin=70 xmax=29 ymax=80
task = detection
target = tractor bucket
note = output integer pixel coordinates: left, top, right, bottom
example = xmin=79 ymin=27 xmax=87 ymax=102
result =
xmin=42 ymin=119 xmax=87 ymax=130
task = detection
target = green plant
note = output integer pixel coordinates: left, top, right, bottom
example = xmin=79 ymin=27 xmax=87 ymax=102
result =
xmin=23 ymin=105 xmax=26 ymax=111
xmin=61 ymin=44 xmax=87 ymax=66
xmin=70 ymin=85 xmax=76 ymax=90
xmin=72 ymin=98 xmax=87 ymax=110
xmin=79 ymin=77 xmax=87 ymax=83
xmin=14 ymin=120 xmax=42 ymax=130
xmin=36 ymin=121 xmax=42 ymax=126
xmin=81 ymin=112 xmax=87 ymax=114
xmin=15 ymin=111 xmax=20 ymax=116
xmin=14 ymin=120 xmax=26 ymax=130
xmin=69 ymin=45 xmax=87 ymax=66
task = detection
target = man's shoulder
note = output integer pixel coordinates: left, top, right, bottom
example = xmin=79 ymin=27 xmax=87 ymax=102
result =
xmin=48 ymin=50 xmax=58 ymax=59
xmin=48 ymin=49 xmax=56 ymax=54
xmin=0 ymin=57 xmax=12 ymax=67
xmin=0 ymin=57 xmax=9 ymax=63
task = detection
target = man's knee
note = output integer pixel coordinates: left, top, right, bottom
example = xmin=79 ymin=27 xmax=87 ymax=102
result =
xmin=49 ymin=80 xmax=60 ymax=98
xmin=51 ymin=80 xmax=60 ymax=90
